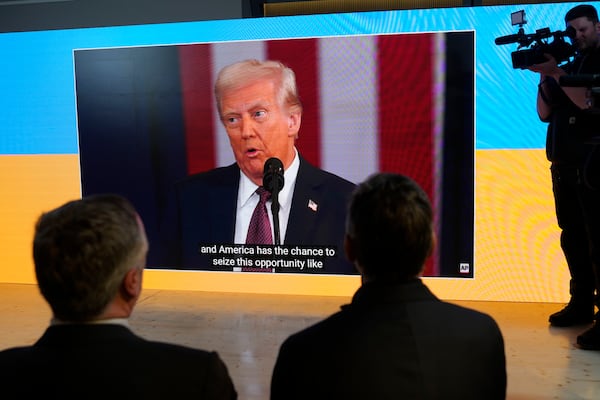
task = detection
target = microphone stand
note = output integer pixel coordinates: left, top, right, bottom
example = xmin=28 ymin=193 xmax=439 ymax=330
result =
xmin=263 ymin=157 xmax=285 ymax=246
xmin=271 ymin=186 xmax=281 ymax=245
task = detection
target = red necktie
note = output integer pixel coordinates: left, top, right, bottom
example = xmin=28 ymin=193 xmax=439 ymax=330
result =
xmin=246 ymin=187 xmax=273 ymax=244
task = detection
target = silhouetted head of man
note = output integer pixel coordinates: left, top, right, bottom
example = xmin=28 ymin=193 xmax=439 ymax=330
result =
xmin=33 ymin=194 xmax=148 ymax=322
xmin=345 ymin=173 xmax=435 ymax=283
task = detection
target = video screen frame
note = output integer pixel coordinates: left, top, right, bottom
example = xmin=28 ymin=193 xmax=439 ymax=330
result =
xmin=74 ymin=31 xmax=475 ymax=277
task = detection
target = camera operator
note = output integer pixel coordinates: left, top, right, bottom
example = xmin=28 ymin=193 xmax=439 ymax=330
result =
xmin=528 ymin=4 xmax=600 ymax=350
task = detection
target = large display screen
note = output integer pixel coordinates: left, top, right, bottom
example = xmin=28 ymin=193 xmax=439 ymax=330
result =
xmin=74 ymin=31 xmax=474 ymax=277
xmin=1 ymin=2 xmax=592 ymax=279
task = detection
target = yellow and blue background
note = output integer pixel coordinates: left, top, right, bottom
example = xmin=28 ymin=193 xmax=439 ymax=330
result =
xmin=0 ymin=2 xmax=583 ymax=302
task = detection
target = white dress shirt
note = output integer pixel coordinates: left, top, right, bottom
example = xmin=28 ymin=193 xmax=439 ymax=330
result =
xmin=234 ymin=149 xmax=300 ymax=244
xmin=51 ymin=317 xmax=130 ymax=327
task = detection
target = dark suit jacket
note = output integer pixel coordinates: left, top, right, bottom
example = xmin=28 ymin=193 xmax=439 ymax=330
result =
xmin=0 ymin=324 xmax=237 ymax=399
xmin=175 ymin=156 xmax=357 ymax=274
xmin=271 ymin=279 xmax=506 ymax=400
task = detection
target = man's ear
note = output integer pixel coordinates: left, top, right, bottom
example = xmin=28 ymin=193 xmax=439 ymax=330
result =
xmin=287 ymin=107 xmax=302 ymax=138
xmin=345 ymin=235 xmax=364 ymax=276
xmin=122 ymin=267 xmax=143 ymax=300
xmin=428 ymin=229 xmax=437 ymax=258
xmin=345 ymin=234 xmax=360 ymax=263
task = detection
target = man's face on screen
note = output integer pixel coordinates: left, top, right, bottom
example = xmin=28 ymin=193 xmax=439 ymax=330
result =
xmin=220 ymin=77 xmax=300 ymax=186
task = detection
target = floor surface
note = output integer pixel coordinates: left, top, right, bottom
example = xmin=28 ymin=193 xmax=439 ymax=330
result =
xmin=0 ymin=283 xmax=598 ymax=399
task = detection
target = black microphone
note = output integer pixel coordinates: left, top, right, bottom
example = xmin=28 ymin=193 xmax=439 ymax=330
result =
xmin=263 ymin=157 xmax=284 ymax=245
xmin=494 ymin=33 xmax=522 ymax=45
xmin=263 ymin=157 xmax=284 ymax=194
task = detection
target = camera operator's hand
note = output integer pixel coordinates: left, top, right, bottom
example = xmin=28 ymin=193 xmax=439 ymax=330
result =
xmin=529 ymin=53 xmax=590 ymax=111
xmin=528 ymin=54 xmax=564 ymax=80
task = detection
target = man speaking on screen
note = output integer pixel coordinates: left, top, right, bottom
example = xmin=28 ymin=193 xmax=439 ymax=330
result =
xmin=176 ymin=59 xmax=356 ymax=274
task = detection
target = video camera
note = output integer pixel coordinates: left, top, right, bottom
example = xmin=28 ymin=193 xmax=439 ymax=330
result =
xmin=495 ymin=10 xmax=576 ymax=69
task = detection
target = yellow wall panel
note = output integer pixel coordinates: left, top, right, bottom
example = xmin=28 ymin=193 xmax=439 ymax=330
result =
xmin=0 ymin=150 xmax=570 ymax=303
xmin=426 ymin=148 xmax=568 ymax=302
xmin=0 ymin=155 xmax=81 ymax=284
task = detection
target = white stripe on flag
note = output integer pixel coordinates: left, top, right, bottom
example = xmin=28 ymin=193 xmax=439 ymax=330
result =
xmin=319 ymin=36 xmax=379 ymax=184
xmin=433 ymin=33 xmax=446 ymax=228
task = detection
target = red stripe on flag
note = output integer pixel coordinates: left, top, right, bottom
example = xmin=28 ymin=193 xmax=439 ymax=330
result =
xmin=377 ymin=34 xmax=435 ymax=274
xmin=377 ymin=34 xmax=434 ymax=195
xmin=178 ymin=44 xmax=216 ymax=175
xmin=267 ymin=39 xmax=321 ymax=167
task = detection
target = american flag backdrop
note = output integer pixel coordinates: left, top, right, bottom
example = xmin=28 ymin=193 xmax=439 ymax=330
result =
xmin=178 ymin=34 xmax=443 ymax=196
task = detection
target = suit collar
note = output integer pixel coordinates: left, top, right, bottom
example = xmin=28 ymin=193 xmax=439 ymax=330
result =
xmin=346 ymin=279 xmax=439 ymax=309
xmin=51 ymin=317 xmax=130 ymax=328
xmin=296 ymin=154 xmax=328 ymax=189
xmin=35 ymin=324 xmax=139 ymax=347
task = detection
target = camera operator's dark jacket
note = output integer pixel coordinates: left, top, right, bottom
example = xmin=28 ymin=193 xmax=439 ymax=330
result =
xmin=542 ymin=47 xmax=600 ymax=188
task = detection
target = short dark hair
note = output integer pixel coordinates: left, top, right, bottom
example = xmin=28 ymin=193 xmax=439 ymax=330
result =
xmin=346 ymin=173 xmax=433 ymax=281
xmin=565 ymin=4 xmax=599 ymax=24
xmin=33 ymin=194 xmax=146 ymax=322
